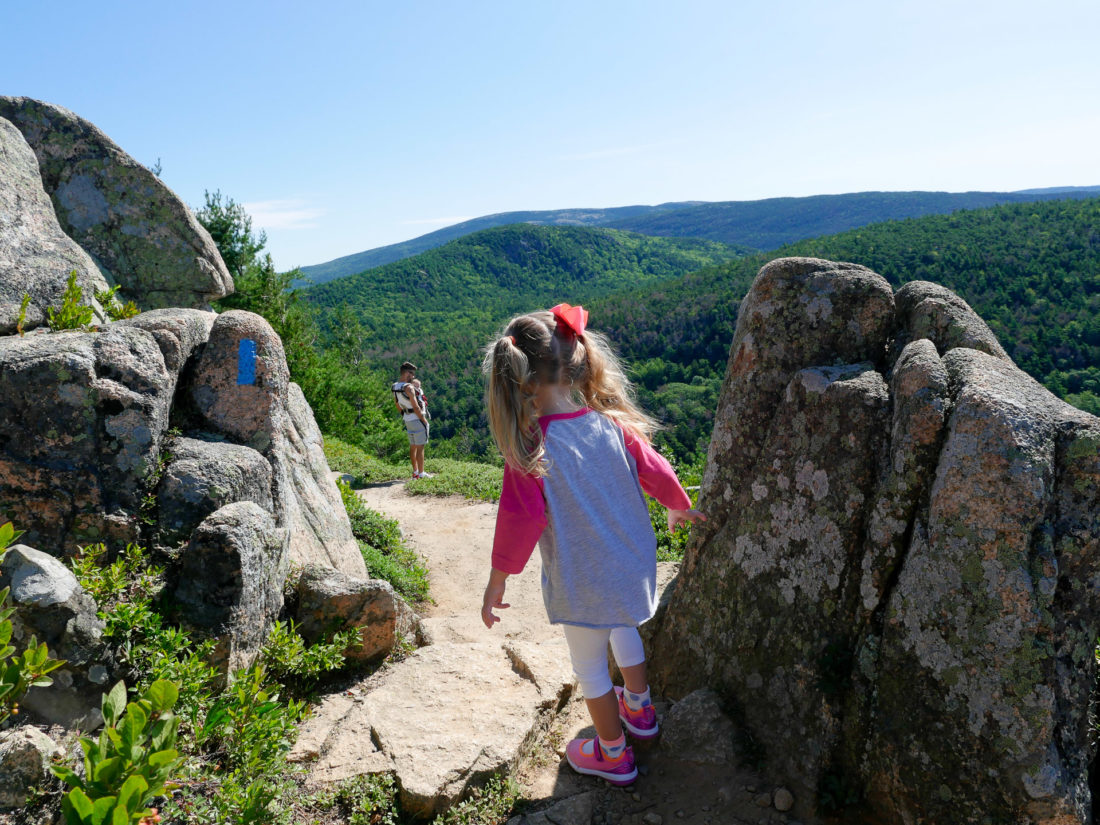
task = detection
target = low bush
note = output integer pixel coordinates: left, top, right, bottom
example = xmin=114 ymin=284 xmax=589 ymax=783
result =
xmin=406 ymin=458 xmax=503 ymax=503
xmin=52 ymin=679 xmax=182 ymax=825
xmin=323 ymin=436 xmax=407 ymax=485
xmin=47 ymin=270 xmax=96 ymax=331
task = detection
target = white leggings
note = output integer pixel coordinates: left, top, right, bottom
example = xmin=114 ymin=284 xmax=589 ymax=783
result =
xmin=561 ymin=625 xmax=646 ymax=699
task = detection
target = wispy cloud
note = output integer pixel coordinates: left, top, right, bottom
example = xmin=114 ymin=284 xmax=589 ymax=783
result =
xmin=243 ymin=199 xmax=325 ymax=230
xmin=400 ymin=216 xmax=475 ymax=226
xmin=559 ymin=142 xmax=672 ymax=162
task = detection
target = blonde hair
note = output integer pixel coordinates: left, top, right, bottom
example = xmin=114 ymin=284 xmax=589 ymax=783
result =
xmin=482 ymin=310 xmax=657 ymax=475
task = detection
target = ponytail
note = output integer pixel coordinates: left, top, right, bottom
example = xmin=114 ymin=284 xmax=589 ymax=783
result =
xmin=483 ymin=334 xmax=543 ymax=474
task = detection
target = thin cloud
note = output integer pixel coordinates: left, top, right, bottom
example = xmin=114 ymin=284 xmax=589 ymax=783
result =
xmin=400 ymin=216 xmax=475 ymax=226
xmin=243 ymin=199 xmax=325 ymax=230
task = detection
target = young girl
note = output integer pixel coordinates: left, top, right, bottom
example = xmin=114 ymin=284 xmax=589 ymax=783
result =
xmin=480 ymin=303 xmax=705 ymax=786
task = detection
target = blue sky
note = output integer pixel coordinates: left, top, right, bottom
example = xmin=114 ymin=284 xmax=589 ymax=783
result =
xmin=4 ymin=0 xmax=1099 ymax=270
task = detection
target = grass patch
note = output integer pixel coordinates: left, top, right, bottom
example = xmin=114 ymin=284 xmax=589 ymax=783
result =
xmin=408 ymin=458 xmax=503 ymax=503
xmin=337 ymin=480 xmax=431 ymax=603
xmin=324 ymin=436 xmax=407 ymax=485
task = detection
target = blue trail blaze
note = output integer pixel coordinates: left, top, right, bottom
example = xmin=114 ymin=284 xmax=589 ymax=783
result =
xmin=237 ymin=339 xmax=257 ymax=385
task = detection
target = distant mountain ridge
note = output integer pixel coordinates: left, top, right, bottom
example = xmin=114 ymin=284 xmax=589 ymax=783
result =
xmin=298 ymin=187 xmax=1100 ymax=286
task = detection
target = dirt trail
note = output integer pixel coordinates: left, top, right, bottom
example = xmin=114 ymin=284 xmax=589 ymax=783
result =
xmin=355 ymin=483 xmax=801 ymax=825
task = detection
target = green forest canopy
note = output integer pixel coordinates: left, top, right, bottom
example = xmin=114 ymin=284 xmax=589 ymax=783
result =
xmin=311 ymin=196 xmax=1100 ymax=466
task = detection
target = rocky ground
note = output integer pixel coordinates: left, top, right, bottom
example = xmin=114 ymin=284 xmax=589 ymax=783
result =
xmin=338 ymin=481 xmax=801 ymax=825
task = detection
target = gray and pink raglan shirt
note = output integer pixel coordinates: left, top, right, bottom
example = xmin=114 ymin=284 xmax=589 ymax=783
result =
xmin=492 ymin=408 xmax=692 ymax=629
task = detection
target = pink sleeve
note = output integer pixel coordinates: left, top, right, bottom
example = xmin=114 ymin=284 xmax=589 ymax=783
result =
xmin=622 ymin=429 xmax=693 ymax=511
xmin=491 ymin=463 xmax=547 ymax=574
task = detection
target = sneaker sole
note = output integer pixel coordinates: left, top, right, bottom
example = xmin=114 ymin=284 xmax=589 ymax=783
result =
xmin=565 ymin=753 xmax=638 ymax=786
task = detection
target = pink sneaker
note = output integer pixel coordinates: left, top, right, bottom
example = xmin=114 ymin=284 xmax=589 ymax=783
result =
xmin=615 ymin=686 xmax=659 ymax=739
xmin=565 ymin=737 xmax=636 ymax=786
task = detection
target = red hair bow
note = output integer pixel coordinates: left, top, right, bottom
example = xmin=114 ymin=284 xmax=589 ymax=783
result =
xmin=550 ymin=303 xmax=588 ymax=337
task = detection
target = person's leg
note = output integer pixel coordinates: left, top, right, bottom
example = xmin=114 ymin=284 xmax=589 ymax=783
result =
xmin=412 ymin=444 xmax=425 ymax=475
xmin=561 ymin=625 xmax=623 ymax=743
xmin=610 ymin=627 xmax=647 ymax=693
xmin=610 ymin=627 xmax=658 ymax=738
xmin=560 ymin=624 xmax=636 ymax=784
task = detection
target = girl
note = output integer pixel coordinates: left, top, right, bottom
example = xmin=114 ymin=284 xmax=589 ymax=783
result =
xmin=480 ymin=303 xmax=705 ymax=786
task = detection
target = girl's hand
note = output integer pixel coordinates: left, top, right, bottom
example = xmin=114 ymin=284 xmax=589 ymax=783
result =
xmin=481 ymin=570 xmax=511 ymax=629
xmin=667 ymin=508 xmax=707 ymax=532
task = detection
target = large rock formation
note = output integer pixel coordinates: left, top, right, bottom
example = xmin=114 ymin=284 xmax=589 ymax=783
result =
xmin=174 ymin=502 xmax=287 ymax=673
xmin=187 ymin=310 xmax=365 ymax=576
xmin=0 ymin=97 xmax=232 ymax=311
xmin=0 ymin=325 xmax=176 ymax=549
xmin=651 ymin=257 xmax=1100 ymax=825
xmin=0 ymin=116 xmax=107 ymax=334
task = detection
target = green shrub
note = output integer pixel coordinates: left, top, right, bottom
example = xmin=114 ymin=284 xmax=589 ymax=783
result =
xmin=336 ymin=480 xmax=430 ymax=603
xmin=0 ymin=522 xmax=65 ymax=724
xmin=95 ymin=285 xmax=141 ymax=321
xmin=435 ymin=774 xmax=519 ymax=825
xmin=47 ymin=270 xmax=96 ymax=331
xmin=359 ymin=541 xmax=431 ymax=605
xmin=52 ymin=679 xmax=182 ymax=825
xmin=260 ymin=620 xmax=359 ymax=695
xmin=16 ymin=293 xmax=30 ymax=336
xmin=301 ymin=774 xmax=401 ymax=825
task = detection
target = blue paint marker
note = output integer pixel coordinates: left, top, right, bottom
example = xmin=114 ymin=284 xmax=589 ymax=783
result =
xmin=237 ymin=339 xmax=257 ymax=385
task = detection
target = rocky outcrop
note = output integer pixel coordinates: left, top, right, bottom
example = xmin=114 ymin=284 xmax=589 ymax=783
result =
xmin=0 ymin=545 xmax=113 ymax=728
xmin=0 ymin=96 xmax=232 ymax=310
xmin=294 ymin=565 xmax=422 ymax=663
xmin=651 ymin=257 xmax=1100 ymax=825
xmin=156 ymin=436 xmax=272 ymax=549
xmin=174 ymin=502 xmax=287 ymax=673
xmin=0 ymin=727 xmax=63 ymax=811
xmin=0 ymin=325 xmax=175 ymax=550
xmin=188 ymin=310 xmax=365 ymax=577
xmin=0 ymin=116 xmax=107 ymax=334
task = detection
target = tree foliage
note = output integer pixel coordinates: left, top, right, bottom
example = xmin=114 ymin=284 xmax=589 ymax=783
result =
xmin=196 ymin=192 xmax=405 ymax=458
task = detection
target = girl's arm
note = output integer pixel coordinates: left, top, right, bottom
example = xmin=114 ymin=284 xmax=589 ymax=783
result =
xmin=491 ymin=464 xmax=547 ymax=574
xmin=621 ymin=428 xmax=707 ymax=530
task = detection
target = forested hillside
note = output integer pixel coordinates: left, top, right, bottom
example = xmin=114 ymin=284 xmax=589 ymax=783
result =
xmin=299 ymin=187 xmax=1100 ymax=285
xmin=328 ymin=196 xmax=1100 ymax=466
xmin=304 ymin=223 xmax=749 ymax=333
xmin=296 ymin=202 xmax=699 ymax=285
xmin=594 ymin=196 xmax=1100 ymax=459
xmin=604 ymin=188 xmax=1100 ymax=250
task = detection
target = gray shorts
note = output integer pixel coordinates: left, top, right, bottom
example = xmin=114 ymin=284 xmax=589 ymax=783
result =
xmin=405 ymin=418 xmax=429 ymax=445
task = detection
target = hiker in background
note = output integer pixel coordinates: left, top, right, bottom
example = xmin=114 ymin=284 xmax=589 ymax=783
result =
xmin=479 ymin=303 xmax=705 ymax=786
xmin=393 ymin=361 xmax=434 ymax=479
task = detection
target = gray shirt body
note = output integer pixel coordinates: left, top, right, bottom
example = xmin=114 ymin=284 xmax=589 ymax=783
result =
xmin=538 ymin=412 xmax=658 ymax=628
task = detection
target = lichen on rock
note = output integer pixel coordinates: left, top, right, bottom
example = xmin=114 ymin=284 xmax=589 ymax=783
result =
xmin=651 ymin=257 xmax=1100 ymax=825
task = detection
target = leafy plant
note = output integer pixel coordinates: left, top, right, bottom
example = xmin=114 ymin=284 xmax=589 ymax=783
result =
xmin=259 ymin=619 xmax=359 ymax=694
xmin=301 ymin=774 xmax=401 ymax=825
xmin=94 ymin=285 xmax=140 ymax=321
xmin=435 ymin=774 xmax=519 ymax=825
xmin=406 ymin=458 xmax=503 ymax=503
xmin=16 ymin=292 xmax=31 ymax=336
xmin=0 ymin=521 xmax=66 ymax=724
xmin=52 ymin=679 xmax=182 ymax=825
xmin=197 ymin=665 xmax=304 ymax=774
xmin=47 ymin=270 xmax=96 ymax=331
